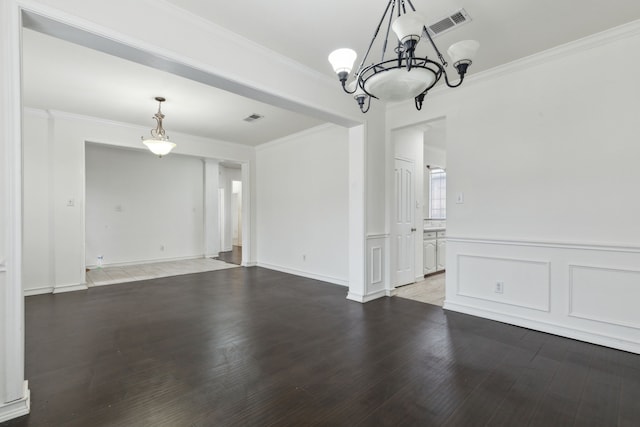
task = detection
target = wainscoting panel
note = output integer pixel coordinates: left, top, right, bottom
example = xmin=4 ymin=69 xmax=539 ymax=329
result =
xmin=367 ymin=234 xmax=389 ymax=297
xmin=569 ymin=264 xmax=640 ymax=329
xmin=446 ymin=237 xmax=640 ymax=354
xmin=457 ymin=254 xmax=550 ymax=312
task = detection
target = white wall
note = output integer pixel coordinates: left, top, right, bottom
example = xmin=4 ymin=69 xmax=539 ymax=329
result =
xmin=85 ymin=144 xmax=204 ymax=266
xmin=387 ymin=22 xmax=640 ymax=353
xmin=256 ymin=124 xmax=349 ymax=285
xmin=22 ymin=109 xmax=255 ymax=295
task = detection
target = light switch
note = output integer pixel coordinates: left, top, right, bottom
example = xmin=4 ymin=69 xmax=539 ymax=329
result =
xmin=66 ymin=198 xmax=75 ymax=207
xmin=456 ymin=193 xmax=464 ymax=204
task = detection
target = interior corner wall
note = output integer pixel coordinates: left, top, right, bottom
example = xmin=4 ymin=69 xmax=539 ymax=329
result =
xmin=85 ymin=144 xmax=204 ymax=266
xmin=386 ymin=25 xmax=640 ymax=353
xmin=256 ymin=125 xmax=349 ymax=286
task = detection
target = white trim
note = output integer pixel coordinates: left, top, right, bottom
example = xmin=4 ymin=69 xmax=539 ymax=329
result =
xmin=388 ymin=19 xmax=640 ymax=111
xmin=447 ymin=235 xmax=640 ymax=253
xmin=257 ymin=262 xmax=348 ymax=287
xmin=443 ymin=301 xmax=640 ymax=355
xmin=47 ymin=108 xmax=249 ymax=152
xmin=242 ymin=261 xmax=257 ymax=267
xmin=455 ymin=253 xmax=551 ymax=312
xmin=86 ymin=254 xmax=208 ymax=269
xmin=0 ymin=381 xmax=30 ymax=423
xmin=52 ymin=283 xmax=89 ymax=294
xmin=23 ymin=286 xmax=54 ymax=297
xmin=568 ymin=264 xmax=640 ymax=330
xmin=347 ymin=289 xmax=387 ymax=303
xmin=255 ymin=123 xmax=337 ymax=151
xmin=2 ymin=0 xmax=28 ymax=409
xmin=367 ymin=233 xmax=390 ymax=240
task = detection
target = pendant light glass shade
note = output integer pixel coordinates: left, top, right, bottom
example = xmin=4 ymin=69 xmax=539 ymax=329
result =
xmin=447 ymin=40 xmax=480 ymax=65
xmin=328 ymin=48 xmax=357 ymax=74
xmin=142 ymin=139 xmax=176 ymax=157
xmin=391 ymin=11 xmax=425 ymax=43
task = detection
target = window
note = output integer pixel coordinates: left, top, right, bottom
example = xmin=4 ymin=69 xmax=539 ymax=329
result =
xmin=429 ymin=168 xmax=446 ymax=219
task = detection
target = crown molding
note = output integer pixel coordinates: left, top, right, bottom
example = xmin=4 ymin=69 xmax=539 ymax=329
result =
xmin=25 ymin=107 xmax=253 ymax=153
xmin=388 ymin=18 xmax=640 ymax=111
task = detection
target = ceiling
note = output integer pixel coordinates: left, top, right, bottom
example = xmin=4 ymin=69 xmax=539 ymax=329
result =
xmin=22 ymin=0 xmax=640 ymax=146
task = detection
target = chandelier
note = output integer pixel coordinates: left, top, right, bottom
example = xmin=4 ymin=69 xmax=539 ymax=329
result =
xmin=142 ymin=97 xmax=176 ymax=157
xmin=328 ymin=0 xmax=479 ymax=113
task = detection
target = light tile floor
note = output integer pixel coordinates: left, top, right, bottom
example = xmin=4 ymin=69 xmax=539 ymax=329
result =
xmin=395 ymin=272 xmax=445 ymax=306
xmin=86 ymin=258 xmax=239 ymax=287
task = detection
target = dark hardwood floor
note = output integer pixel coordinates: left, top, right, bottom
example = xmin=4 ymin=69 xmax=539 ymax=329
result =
xmin=214 ymin=245 xmax=242 ymax=265
xmin=3 ymin=267 xmax=640 ymax=426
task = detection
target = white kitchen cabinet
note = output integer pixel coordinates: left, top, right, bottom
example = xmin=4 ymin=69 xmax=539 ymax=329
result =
xmin=424 ymin=229 xmax=446 ymax=275
xmin=423 ymin=236 xmax=437 ymax=275
xmin=436 ymin=238 xmax=446 ymax=271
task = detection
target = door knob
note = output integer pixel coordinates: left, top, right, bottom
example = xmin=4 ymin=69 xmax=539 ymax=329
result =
xmin=411 ymin=228 xmax=417 ymax=232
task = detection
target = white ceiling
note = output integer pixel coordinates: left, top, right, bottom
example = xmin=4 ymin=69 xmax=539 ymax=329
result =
xmin=164 ymin=0 xmax=640 ymax=80
xmin=22 ymin=0 xmax=640 ymax=146
xmin=21 ymin=29 xmax=325 ymax=146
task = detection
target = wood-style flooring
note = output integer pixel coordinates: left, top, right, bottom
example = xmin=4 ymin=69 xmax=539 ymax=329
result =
xmin=214 ymin=245 xmax=242 ymax=265
xmin=3 ymin=267 xmax=640 ymax=426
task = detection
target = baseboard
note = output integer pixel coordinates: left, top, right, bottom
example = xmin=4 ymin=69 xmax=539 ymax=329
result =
xmin=242 ymin=261 xmax=257 ymax=267
xmin=52 ymin=283 xmax=89 ymax=294
xmin=257 ymin=262 xmax=348 ymax=287
xmin=0 ymin=381 xmax=30 ymax=423
xmin=24 ymin=286 xmax=54 ymax=296
xmin=347 ymin=289 xmax=387 ymax=303
xmin=86 ymin=254 xmax=205 ymax=269
xmin=443 ymin=301 xmax=640 ymax=355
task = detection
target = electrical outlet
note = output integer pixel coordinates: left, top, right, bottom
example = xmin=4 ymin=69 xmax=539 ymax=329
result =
xmin=495 ymin=282 xmax=504 ymax=294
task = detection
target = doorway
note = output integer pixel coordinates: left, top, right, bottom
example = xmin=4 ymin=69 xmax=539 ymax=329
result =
xmin=215 ymin=164 xmax=243 ymax=265
xmin=391 ymin=118 xmax=447 ymax=304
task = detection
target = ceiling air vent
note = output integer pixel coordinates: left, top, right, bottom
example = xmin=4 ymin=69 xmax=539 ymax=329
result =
xmin=243 ymin=113 xmax=264 ymax=123
xmin=426 ymin=8 xmax=472 ymax=38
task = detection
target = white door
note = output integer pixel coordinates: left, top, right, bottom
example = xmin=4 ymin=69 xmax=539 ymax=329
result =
xmin=393 ymin=158 xmax=415 ymax=286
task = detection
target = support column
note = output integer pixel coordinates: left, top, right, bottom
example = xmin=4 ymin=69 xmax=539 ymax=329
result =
xmin=347 ymin=125 xmax=367 ymax=301
xmin=0 ymin=0 xmax=30 ymax=422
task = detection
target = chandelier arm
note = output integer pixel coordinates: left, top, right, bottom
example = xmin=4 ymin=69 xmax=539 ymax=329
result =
xmin=406 ymin=0 xmax=417 ymax=12
xmin=340 ymin=80 xmax=358 ymax=95
xmin=381 ymin=0 xmax=396 ymax=62
xmin=443 ymin=70 xmax=465 ymax=88
xmin=354 ymin=0 xmax=395 ymax=77
xmin=422 ymin=25 xmax=448 ymax=67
